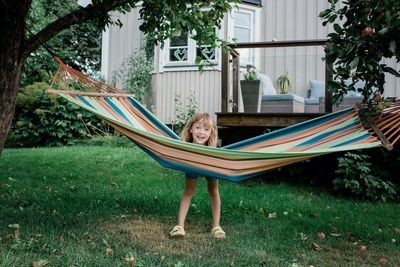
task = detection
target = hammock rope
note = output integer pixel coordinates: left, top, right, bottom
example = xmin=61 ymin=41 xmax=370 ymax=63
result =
xmin=48 ymin=58 xmax=400 ymax=182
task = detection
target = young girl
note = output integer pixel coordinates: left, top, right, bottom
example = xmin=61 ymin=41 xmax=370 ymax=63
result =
xmin=169 ymin=113 xmax=225 ymax=238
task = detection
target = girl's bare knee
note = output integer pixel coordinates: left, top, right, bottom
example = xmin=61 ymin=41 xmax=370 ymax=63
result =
xmin=183 ymin=187 xmax=196 ymax=196
xmin=208 ymin=187 xmax=219 ymax=198
xmin=207 ymin=182 xmax=219 ymax=197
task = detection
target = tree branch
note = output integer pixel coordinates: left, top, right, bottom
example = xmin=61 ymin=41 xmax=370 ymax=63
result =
xmin=21 ymin=0 xmax=137 ymax=60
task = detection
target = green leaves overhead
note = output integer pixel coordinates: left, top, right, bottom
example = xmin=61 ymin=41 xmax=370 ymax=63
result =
xmin=320 ymin=0 xmax=400 ymax=110
xmin=139 ymin=0 xmax=240 ymax=48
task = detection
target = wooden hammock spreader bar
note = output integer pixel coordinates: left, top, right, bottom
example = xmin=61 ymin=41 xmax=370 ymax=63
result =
xmin=366 ymin=117 xmax=393 ymax=150
xmin=48 ymin=89 xmax=135 ymax=98
xmin=53 ymin=56 xmax=125 ymax=94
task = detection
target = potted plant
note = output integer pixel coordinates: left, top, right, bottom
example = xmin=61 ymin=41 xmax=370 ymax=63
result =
xmin=276 ymin=72 xmax=293 ymax=94
xmin=240 ymin=66 xmax=260 ymax=112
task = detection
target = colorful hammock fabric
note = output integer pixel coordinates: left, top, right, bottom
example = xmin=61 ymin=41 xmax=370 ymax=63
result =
xmin=48 ymin=57 xmax=400 ymax=182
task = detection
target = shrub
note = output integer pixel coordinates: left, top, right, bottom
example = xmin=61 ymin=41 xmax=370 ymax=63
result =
xmin=333 ymin=152 xmax=397 ymax=201
xmin=6 ymin=82 xmax=104 ymax=147
xmin=170 ymin=91 xmax=198 ymax=134
xmin=111 ymin=47 xmax=154 ymax=104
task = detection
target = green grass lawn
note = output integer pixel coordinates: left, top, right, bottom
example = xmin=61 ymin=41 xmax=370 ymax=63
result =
xmin=0 ymin=145 xmax=399 ymax=266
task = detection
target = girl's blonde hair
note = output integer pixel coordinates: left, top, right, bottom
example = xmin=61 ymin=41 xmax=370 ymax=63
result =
xmin=180 ymin=113 xmax=218 ymax=147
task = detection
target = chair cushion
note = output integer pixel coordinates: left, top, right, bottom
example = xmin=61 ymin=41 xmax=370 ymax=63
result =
xmin=305 ymin=98 xmax=319 ymax=105
xmin=262 ymin=94 xmax=304 ymax=103
xmin=258 ymin=73 xmax=277 ymax=95
xmin=309 ymin=80 xmax=325 ymax=99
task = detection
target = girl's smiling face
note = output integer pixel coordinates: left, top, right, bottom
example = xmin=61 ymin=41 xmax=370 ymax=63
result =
xmin=190 ymin=119 xmax=212 ymax=145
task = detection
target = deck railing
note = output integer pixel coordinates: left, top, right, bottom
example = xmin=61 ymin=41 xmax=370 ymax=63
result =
xmin=221 ymin=39 xmax=333 ymax=113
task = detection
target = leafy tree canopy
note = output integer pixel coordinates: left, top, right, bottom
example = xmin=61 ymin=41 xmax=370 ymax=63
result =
xmin=0 ymin=0 xmax=239 ymax=153
xmin=320 ymin=0 xmax=400 ymax=111
xmin=23 ymin=0 xmax=104 ymax=86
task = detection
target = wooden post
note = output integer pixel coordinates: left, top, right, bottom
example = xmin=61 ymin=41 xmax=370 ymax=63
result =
xmin=232 ymin=49 xmax=240 ymax=113
xmin=324 ymin=41 xmax=333 ymax=113
xmin=221 ymin=48 xmax=229 ymax=113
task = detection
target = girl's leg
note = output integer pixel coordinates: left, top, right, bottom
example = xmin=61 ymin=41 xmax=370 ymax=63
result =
xmin=206 ymin=179 xmax=221 ymax=228
xmin=177 ymin=178 xmax=197 ymax=227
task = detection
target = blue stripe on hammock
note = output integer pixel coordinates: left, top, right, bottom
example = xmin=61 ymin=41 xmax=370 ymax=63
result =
xmin=104 ymin=97 xmax=132 ymax=125
xmin=333 ymin=133 xmax=371 ymax=147
xmin=131 ymin=139 xmax=269 ymax=182
xmin=126 ymin=97 xmax=180 ymax=140
xmin=77 ymin=95 xmax=96 ymax=109
xmin=224 ymin=108 xmax=353 ymax=149
xmin=293 ymin=120 xmax=359 ymax=148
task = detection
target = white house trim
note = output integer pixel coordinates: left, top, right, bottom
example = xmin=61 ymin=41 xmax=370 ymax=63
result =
xmin=101 ymin=27 xmax=110 ymax=80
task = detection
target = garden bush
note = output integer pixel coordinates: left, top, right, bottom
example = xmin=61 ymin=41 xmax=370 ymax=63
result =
xmin=6 ymin=81 xmax=106 ymax=147
xmin=111 ymin=45 xmax=154 ymax=104
xmin=333 ymin=152 xmax=398 ymax=201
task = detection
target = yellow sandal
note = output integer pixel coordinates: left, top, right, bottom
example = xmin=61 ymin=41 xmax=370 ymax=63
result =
xmin=169 ymin=225 xmax=185 ymax=237
xmin=211 ymin=226 xmax=225 ymax=238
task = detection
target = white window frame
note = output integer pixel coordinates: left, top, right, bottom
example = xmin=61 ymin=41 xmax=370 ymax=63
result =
xmin=227 ymin=3 xmax=261 ymax=68
xmin=159 ymin=28 xmax=221 ymax=72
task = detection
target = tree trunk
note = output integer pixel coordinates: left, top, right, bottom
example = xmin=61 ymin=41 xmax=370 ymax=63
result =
xmin=0 ymin=63 xmax=22 ymax=153
xmin=0 ymin=1 xmax=28 ymax=155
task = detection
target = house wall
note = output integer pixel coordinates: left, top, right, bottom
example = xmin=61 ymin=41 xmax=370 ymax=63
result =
xmin=102 ymin=1 xmax=400 ymax=123
xmin=151 ymin=71 xmax=221 ymax=123
xmin=101 ymin=9 xmax=143 ymax=85
xmin=258 ymin=0 xmax=331 ymax=97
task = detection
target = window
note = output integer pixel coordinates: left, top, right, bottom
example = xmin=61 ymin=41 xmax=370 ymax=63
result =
xmin=160 ymin=30 xmax=218 ymax=71
xmin=169 ymin=32 xmax=189 ymax=62
xmin=230 ymin=5 xmax=260 ymax=66
xmin=159 ymin=4 xmax=260 ymax=71
xmin=196 ymin=45 xmax=216 ymax=62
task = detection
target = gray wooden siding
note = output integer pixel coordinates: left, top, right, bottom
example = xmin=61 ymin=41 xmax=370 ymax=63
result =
xmin=101 ymin=10 xmax=143 ymax=86
xmin=151 ymin=71 xmax=221 ymax=123
xmin=257 ymin=0 xmax=331 ymax=97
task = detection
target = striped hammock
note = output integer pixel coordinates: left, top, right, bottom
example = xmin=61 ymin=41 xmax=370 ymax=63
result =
xmin=48 ymin=57 xmax=400 ymax=182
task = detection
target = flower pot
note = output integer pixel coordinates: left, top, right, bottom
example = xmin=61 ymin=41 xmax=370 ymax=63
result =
xmin=240 ymin=80 xmax=260 ymax=112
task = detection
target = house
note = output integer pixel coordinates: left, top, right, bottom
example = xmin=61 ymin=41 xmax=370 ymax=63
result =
xmin=101 ymin=0 xmax=400 ymax=124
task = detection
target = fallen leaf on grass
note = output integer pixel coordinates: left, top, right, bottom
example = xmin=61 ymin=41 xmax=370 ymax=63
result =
xmin=123 ymin=256 xmax=135 ymax=264
xmin=299 ymin=233 xmax=308 ymax=241
xmin=32 ymin=259 xmax=50 ymax=267
xmin=359 ymin=245 xmax=366 ymax=251
xmin=106 ymin=247 xmax=113 ymax=255
xmin=378 ymin=256 xmax=389 ymax=266
xmin=316 ymin=232 xmax=325 ymax=239
xmin=311 ymin=242 xmax=321 ymax=251
xmin=13 ymin=229 xmax=20 ymax=238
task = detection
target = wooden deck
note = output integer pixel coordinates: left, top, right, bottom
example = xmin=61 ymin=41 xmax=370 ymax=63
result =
xmin=216 ymin=112 xmax=325 ymax=128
